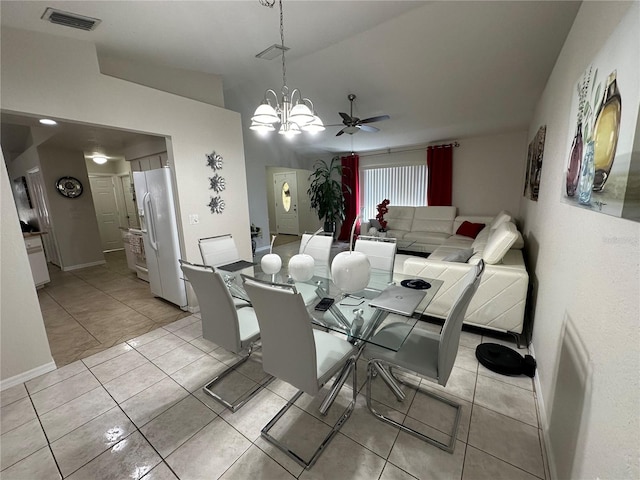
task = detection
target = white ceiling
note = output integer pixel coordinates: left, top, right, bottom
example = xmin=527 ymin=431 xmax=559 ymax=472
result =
xmin=0 ymin=0 xmax=581 ymax=157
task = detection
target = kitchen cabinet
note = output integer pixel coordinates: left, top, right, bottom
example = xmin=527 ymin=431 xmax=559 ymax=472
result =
xmin=24 ymin=234 xmax=50 ymax=287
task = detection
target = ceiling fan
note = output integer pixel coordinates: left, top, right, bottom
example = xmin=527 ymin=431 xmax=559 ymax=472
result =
xmin=331 ymin=94 xmax=390 ymax=137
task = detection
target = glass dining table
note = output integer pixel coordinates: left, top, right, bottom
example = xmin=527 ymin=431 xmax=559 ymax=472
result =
xmin=220 ymin=264 xmax=443 ymax=414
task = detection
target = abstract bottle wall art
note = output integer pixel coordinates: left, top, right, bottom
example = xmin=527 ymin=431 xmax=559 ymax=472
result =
xmin=561 ymin=9 xmax=639 ymax=222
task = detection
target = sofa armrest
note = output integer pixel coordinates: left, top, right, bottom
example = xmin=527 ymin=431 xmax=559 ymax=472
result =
xmin=398 ymin=254 xmax=529 ymax=334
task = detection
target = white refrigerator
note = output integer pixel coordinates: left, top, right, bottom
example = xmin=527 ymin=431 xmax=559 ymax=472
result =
xmin=133 ymin=168 xmax=187 ymax=308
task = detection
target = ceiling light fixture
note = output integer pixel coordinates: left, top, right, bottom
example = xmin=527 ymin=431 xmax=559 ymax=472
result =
xmin=39 ymin=119 xmax=57 ymax=126
xmin=251 ymin=0 xmax=324 ymax=138
xmin=92 ymin=156 xmax=108 ymax=165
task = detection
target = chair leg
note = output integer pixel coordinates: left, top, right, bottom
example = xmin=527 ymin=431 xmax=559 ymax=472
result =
xmin=366 ymin=360 xmax=461 ymax=453
xmin=261 ymin=362 xmax=358 ymax=469
xmin=203 ymin=352 xmax=275 ymax=413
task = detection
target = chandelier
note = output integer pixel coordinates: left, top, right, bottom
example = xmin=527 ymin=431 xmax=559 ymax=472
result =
xmin=250 ymin=0 xmax=324 ymax=137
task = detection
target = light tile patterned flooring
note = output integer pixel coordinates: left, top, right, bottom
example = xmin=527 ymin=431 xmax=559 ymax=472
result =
xmin=37 ymin=251 xmax=191 ymax=367
xmin=0 ymin=243 xmax=550 ymax=479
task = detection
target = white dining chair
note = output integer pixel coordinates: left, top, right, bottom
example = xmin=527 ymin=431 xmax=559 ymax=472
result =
xmin=354 ymin=235 xmax=397 ymax=273
xmin=242 ymin=274 xmax=358 ymax=469
xmin=179 ymin=260 xmax=272 ymax=412
xmin=364 ymin=260 xmax=484 ymax=453
xmin=300 ymin=233 xmax=333 ymax=267
xmin=198 ymin=234 xmax=239 ymax=268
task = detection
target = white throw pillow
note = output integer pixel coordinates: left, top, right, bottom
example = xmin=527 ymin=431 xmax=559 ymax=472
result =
xmin=490 ymin=210 xmax=513 ymax=231
xmin=483 ymin=222 xmax=519 ymax=264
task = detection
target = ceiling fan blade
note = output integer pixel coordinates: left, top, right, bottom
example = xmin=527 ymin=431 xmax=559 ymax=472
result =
xmin=339 ymin=112 xmax=352 ymax=124
xmin=360 ymin=115 xmax=390 ymax=124
xmin=336 ymin=129 xmax=346 ymax=137
xmin=358 ymin=125 xmax=379 ymax=133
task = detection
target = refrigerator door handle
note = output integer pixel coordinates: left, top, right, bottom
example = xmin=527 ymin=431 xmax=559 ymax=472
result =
xmin=143 ymin=192 xmax=159 ymax=252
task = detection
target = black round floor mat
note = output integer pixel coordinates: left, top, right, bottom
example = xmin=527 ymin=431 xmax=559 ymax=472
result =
xmin=476 ymin=343 xmax=533 ymax=376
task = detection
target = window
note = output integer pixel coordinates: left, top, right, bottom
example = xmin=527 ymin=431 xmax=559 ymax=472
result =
xmin=361 ymin=164 xmax=428 ymax=220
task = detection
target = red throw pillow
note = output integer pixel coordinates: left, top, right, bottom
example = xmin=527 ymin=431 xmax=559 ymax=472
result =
xmin=456 ymin=221 xmax=485 ymax=239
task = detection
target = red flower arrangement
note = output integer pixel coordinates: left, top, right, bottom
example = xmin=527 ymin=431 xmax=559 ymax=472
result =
xmin=376 ymin=199 xmax=390 ymax=231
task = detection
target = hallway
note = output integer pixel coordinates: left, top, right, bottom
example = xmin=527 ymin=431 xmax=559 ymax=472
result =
xmin=38 ymin=251 xmax=189 ymax=367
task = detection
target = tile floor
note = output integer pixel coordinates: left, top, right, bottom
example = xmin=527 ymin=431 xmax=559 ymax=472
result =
xmin=37 ymin=251 xmax=190 ymax=366
xmin=0 ymin=241 xmax=549 ymax=479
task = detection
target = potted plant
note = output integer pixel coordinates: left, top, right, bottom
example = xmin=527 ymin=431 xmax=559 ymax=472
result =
xmin=308 ymin=156 xmax=350 ymax=235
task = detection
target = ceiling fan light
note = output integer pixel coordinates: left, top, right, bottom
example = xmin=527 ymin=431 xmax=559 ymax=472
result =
xmin=252 ymin=103 xmax=279 ymax=124
xmin=344 ymin=125 xmax=360 ymax=134
xmin=289 ymin=103 xmax=314 ymax=125
xmin=301 ymin=115 xmax=325 ymax=133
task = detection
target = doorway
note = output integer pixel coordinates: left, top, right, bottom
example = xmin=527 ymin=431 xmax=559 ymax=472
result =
xmin=26 ymin=167 xmax=61 ymax=266
xmin=274 ymin=171 xmax=299 ymax=235
xmin=89 ymin=175 xmax=125 ymax=252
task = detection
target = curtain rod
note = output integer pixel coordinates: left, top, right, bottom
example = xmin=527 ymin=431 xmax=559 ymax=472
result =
xmin=358 ymin=141 xmax=460 ymax=158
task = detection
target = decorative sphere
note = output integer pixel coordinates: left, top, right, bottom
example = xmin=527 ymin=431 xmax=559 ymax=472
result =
xmin=368 ymin=227 xmax=378 ymax=235
xmin=288 ymin=254 xmax=315 ymax=282
xmin=331 ymin=251 xmax=371 ymax=294
xmin=261 ymin=253 xmax=282 ymax=274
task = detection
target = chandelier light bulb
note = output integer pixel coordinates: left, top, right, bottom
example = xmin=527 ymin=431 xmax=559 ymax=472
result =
xmin=252 ymin=0 xmax=322 ymax=136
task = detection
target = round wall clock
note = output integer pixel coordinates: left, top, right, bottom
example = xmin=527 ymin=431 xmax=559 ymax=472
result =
xmin=56 ymin=176 xmax=83 ymax=198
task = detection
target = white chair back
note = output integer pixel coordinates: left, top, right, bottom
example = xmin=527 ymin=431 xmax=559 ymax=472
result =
xmin=180 ymin=260 xmax=241 ymax=352
xmin=354 ymin=236 xmax=397 ymax=273
xmin=198 ymin=234 xmax=239 ymax=267
xmin=438 ymin=260 xmax=484 ymax=385
xmin=300 ymin=233 xmax=333 ymax=267
xmin=242 ymin=276 xmax=320 ymax=395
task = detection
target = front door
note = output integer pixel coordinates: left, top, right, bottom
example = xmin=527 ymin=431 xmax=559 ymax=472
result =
xmin=274 ymin=171 xmax=299 ymax=235
xmin=89 ymin=176 xmax=123 ymax=252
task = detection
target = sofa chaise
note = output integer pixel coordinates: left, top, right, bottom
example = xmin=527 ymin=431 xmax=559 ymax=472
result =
xmin=364 ymin=207 xmax=529 ymax=346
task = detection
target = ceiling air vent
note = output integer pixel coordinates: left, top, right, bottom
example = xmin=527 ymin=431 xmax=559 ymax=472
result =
xmin=41 ymin=8 xmax=101 ymax=31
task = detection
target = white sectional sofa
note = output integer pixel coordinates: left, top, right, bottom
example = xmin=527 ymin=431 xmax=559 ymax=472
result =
xmin=364 ymin=207 xmax=529 ymax=346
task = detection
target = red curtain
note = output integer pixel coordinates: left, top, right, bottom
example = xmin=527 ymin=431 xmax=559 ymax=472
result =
xmin=427 ymin=145 xmax=453 ymax=206
xmin=338 ymin=153 xmax=360 ymax=241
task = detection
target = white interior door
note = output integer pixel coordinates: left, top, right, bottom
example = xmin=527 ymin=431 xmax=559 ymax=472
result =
xmin=274 ymin=171 xmax=299 ymax=235
xmin=90 ymin=176 xmax=124 ymax=252
xmin=27 ymin=168 xmax=61 ymax=266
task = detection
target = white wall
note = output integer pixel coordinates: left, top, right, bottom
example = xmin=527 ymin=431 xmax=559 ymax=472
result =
xmin=454 ymin=131 xmax=527 ymax=216
xmin=38 ymin=146 xmax=104 ymax=269
xmin=99 ymin=54 xmax=225 ymax=108
xmin=1 ymin=152 xmax=55 ymax=385
xmin=359 ymin=131 xmax=527 ymax=217
xmin=1 ymin=27 xmax=249 ymax=378
xmin=520 ymin=2 xmax=639 ymax=478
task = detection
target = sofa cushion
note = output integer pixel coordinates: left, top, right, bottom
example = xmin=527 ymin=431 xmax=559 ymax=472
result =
xmin=490 ymin=210 xmax=513 ymax=230
xmin=386 ymin=229 xmax=409 ymax=240
xmin=403 ymin=231 xmax=450 ymax=245
xmin=442 ymin=248 xmax=474 ymax=263
xmin=411 ymin=206 xmax=456 ymax=235
xmin=483 ymin=222 xmax=519 ymax=264
xmin=385 ymin=206 xmax=415 ymax=232
xmin=443 ymin=235 xmax=475 ymax=249
xmin=456 ymin=221 xmax=486 ymax=238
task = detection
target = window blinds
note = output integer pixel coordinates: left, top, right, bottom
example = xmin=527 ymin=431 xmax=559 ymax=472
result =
xmin=361 ymin=165 xmax=428 ymax=221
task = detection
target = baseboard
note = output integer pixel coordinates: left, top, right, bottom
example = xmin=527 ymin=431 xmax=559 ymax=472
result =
xmin=530 ymin=342 xmax=556 ymax=480
xmin=62 ymin=260 xmax=106 ymax=271
xmin=0 ymin=360 xmax=57 ymax=391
